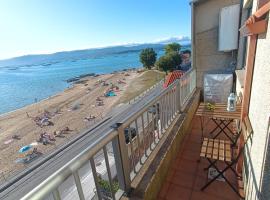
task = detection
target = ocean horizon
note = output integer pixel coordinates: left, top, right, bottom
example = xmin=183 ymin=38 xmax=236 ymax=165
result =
xmin=0 ymin=43 xmax=190 ymax=115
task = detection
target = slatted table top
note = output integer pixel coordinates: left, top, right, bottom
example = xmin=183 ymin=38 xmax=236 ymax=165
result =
xmin=200 ymin=138 xmax=232 ymax=162
xmin=196 ymin=103 xmax=241 ymax=120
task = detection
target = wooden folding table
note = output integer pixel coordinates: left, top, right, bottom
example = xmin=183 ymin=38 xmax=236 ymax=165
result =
xmin=196 ymin=103 xmax=241 ymax=145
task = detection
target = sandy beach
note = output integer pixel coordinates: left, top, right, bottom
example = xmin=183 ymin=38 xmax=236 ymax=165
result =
xmin=0 ymin=70 xmax=140 ymax=181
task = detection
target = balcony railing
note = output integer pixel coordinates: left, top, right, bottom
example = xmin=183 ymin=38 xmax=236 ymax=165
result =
xmin=128 ymin=79 xmax=164 ymax=104
xmin=18 ymin=69 xmax=196 ymax=200
xmin=180 ymin=68 xmax=196 ymax=108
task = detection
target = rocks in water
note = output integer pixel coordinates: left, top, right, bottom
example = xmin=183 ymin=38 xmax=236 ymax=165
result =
xmin=66 ymin=73 xmax=96 ymax=83
xmin=78 ymin=73 xmax=95 ymax=79
xmin=66 ymin=77 xmax=80 ymax=83
xmin=74 ymin=80 xmax=88 ymax=85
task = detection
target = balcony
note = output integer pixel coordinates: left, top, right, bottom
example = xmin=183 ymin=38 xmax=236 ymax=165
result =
xmin=0 ymin=69 xmax=245 ymax=200
xmin=157 ymin=116 xmax=240 ymax=200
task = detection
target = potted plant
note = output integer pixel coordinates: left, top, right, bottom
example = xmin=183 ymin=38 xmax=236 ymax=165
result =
xmin=98 ymin=177 xmax=119 ymax=200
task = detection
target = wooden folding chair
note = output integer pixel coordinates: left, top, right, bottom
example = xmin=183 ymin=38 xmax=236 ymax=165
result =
xmin=210 ymin=118 xmax=239 ymax=145
xmin=200 ymin=117 xmax=253 ymax=198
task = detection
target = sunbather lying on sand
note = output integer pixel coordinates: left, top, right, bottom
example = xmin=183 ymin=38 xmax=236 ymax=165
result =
xmin=37 ymin=132 xmax=55 ymax=145
xmin=84 ymin=115 xmax=96 ymax=121
xmin=53 ymin=127 xmax=71 ymax=137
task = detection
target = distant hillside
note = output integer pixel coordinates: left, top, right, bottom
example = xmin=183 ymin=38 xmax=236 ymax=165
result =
xmin=0 ymin=38 xmax=190 ymax=67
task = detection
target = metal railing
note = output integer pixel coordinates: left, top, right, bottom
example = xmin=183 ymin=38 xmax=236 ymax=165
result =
xmin=244 ymin=116 xmax=270 ymax=200
xmin=180 ymin=69 xmax=196 ymax=108
xmin=128 ymin=79 xmax=164 ymax=104
xmin=20 ymin=69 xmax=196 ymax=200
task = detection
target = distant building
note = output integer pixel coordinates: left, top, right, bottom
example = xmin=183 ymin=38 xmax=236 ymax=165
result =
xmin=179 ymin=50 xmax=191 ymax=72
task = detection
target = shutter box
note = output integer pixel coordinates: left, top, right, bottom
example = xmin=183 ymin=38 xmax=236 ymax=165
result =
xmin=218 ymin=4 xmax=241 ymax=51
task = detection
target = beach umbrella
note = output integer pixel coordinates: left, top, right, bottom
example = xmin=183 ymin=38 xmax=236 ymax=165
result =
xmin=19 ymin=145 xmax=32 ymax=153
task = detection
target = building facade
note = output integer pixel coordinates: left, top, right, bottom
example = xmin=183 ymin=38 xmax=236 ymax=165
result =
xmin=192 ymin=0 xmax=270 ymax=199
xmin=191 ymin=0 xmax=241 ymax=87
xmin=242 ymin=0 xmax=270 ymax=199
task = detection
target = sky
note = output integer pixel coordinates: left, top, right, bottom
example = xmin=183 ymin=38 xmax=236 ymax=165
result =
xmin=0 ymin=0 xmax=191 ymax=60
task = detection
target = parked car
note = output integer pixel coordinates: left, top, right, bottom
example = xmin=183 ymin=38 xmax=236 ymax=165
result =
xmin=124 ymin=127 xmax=137 ymax=144
xmin=148 ymin=105 xmax=157 ymax=114
xmin=148 ymin=103 xmax=160 ymax=119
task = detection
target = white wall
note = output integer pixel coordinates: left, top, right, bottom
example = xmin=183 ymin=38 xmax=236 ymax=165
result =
xmin=193 ymin=0 xmax=240 ymax=87
xmin=244 ymin=1 xmax=270 ymax=199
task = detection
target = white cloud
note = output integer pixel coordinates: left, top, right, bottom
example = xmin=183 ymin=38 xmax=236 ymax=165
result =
xmin=153 ymin=36 xmax=190 ymax=44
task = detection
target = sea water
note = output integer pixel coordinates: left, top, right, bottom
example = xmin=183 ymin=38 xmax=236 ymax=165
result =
xmin=0 ymin=49 xmax=165 ymax=114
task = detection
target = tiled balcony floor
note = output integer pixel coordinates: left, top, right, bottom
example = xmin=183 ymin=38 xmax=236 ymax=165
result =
xmin=158 ymin=116 xmax=240 ymax=200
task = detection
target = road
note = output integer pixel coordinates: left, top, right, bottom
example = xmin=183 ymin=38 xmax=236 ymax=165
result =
xmin=0 ymin=83 xmax=164 ymax=200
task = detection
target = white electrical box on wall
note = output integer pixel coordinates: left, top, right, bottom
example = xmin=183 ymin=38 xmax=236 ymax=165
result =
xmin=218 ymin=4 xmax=240 ymax=51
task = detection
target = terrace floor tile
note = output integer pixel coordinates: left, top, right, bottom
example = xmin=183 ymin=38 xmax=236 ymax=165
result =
xmin=158 ymin=116 xmax=241 ymax=200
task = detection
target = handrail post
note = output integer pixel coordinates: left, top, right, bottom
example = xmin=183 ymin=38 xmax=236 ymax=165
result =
xmin=114 ymin=125 xmax=131 ymax=194
xmin=176 ymin=80 xmax=181 ymax=113
xmin=180 ymin=78 xmax=184 ymax=112
xmin=112 ymin=137 xmax=126 ymax=192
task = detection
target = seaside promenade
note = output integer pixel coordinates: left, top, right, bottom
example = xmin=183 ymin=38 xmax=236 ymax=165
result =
xmin=0 ymin=69 xmax=165 ymax=184
xmin=0 ymin=70 xmax=164 ymax=199
xmin=0 ymin=70 xmax=138 ymax=182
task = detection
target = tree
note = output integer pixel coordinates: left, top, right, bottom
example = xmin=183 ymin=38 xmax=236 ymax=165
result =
xmin=139 ymin=48 xmax=157 ymax=69
xmin=169 ymin=51 xmax=182 ymax=67
xmin=165 ymin=43 xmax=181 ymax=54
xmin=155 ymin=52 xmax=182 ymax=72
xmin=155 ymin=55 xmax=175 ymax=72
